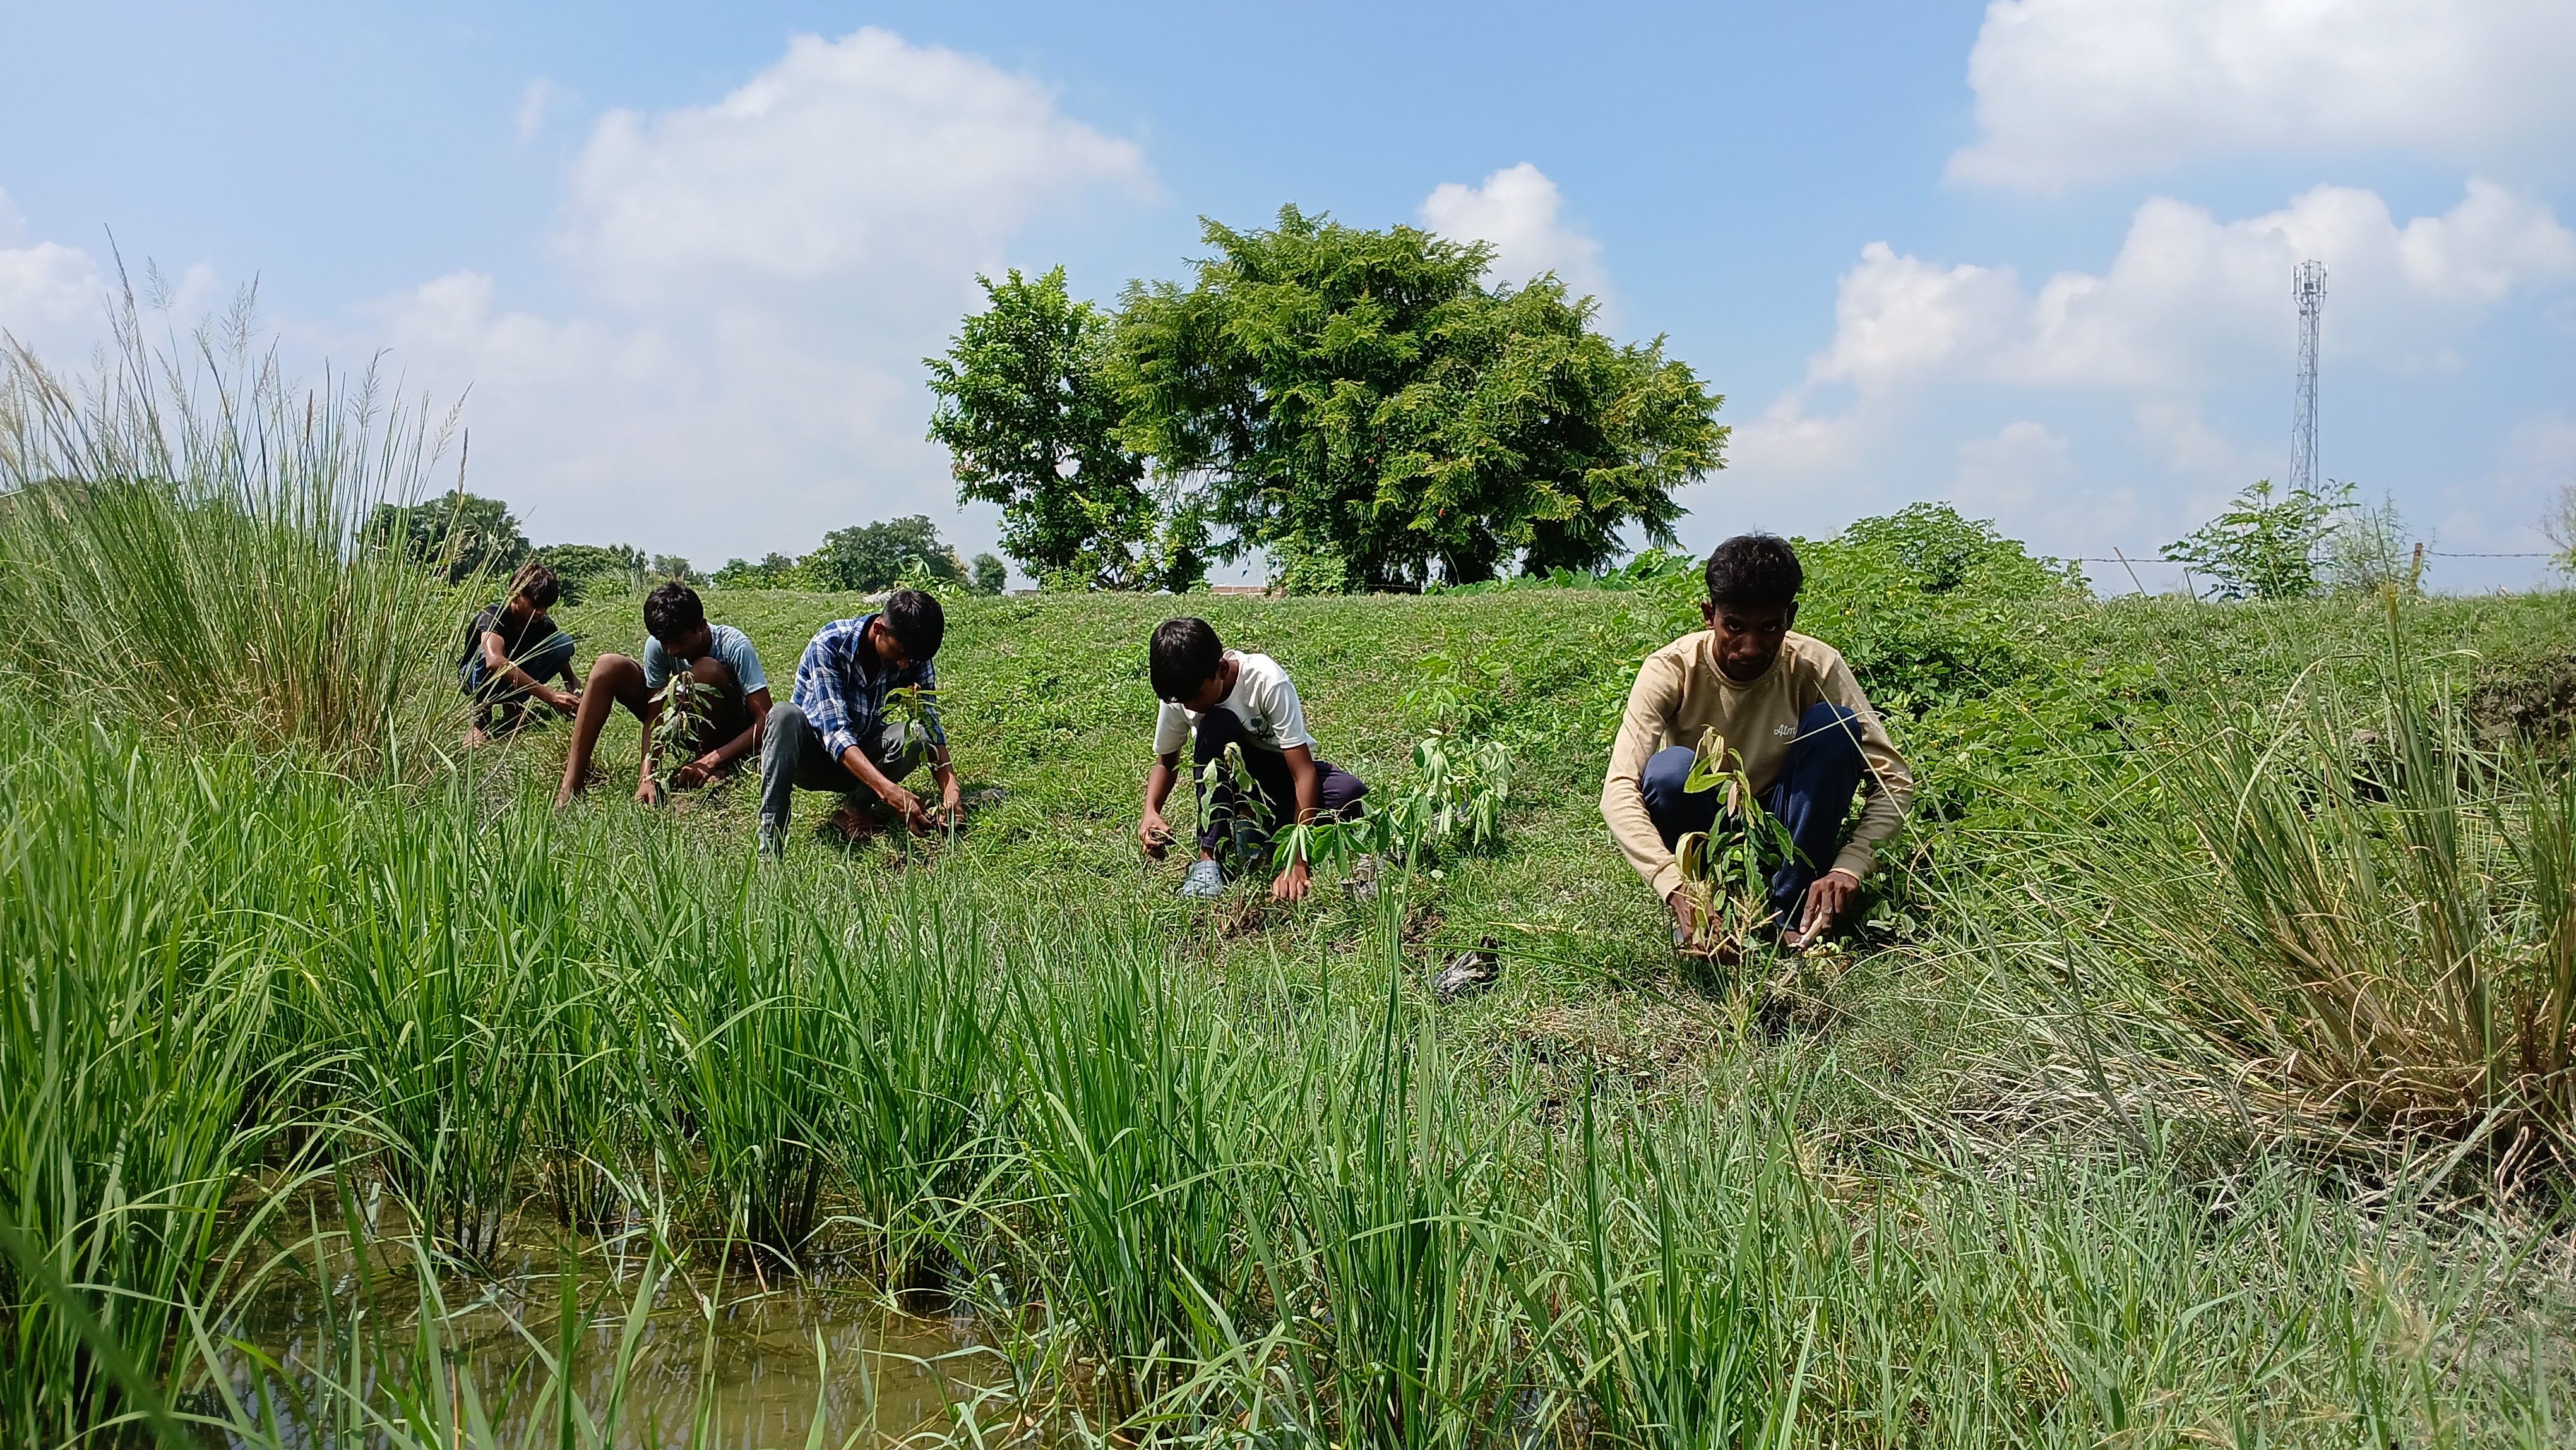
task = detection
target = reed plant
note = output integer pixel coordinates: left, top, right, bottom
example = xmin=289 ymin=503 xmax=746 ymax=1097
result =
xmin=2020 ymin=600 xmax=2576 ymax=1164
xmin=0 ymin=708 xmax=317 ymax=1441
xmin=811 ymin=900 xmax=1011 ymax=1287
xmin=1265 ymin=971 xmax=1527 ymax=1450
xmin=642 ymin=872 xmax=837 ymax=1266
xmin=1016 ymin=937 xmax=1272 ymax=1422
xmin=0 ymin=283 xmax=462 ymax=771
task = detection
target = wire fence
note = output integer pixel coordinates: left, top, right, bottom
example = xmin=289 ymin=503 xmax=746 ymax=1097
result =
xmin=2065 ymin=550 xmax=2553 ymax=563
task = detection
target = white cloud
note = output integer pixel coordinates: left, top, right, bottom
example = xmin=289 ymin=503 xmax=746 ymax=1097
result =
xmin=1729 ymin=180 xmax=2576 ymax=575
xmin=349 ymin=270 xmax=935 ymax=560
xmin=1952 ymin=419 xmax=2071 ymax=514
xmin=0 ymin=188 xmax=107 ymax=357
xmin=558 ymin=28 xmax=1152 ymax=308
xmin=514 ymin=78 xmax=564 ymax=142
xmin=1788 ymin=181 xmax=2574 ymax=406
xmin=302 ymin=29 xmax=1162 ymax=564
xmin=1419 ymin=162 xmax=1611 ymax=304
xmin=1952 ymin=0 xmax=2576 ymax=190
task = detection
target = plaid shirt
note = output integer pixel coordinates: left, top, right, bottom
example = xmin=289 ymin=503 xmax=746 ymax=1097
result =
xmin=791 ymin=613 xmax=944 ymax=762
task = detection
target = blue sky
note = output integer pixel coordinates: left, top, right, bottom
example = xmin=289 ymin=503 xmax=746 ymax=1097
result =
xmin=4 ymin=1 xmax=2571 ymax=589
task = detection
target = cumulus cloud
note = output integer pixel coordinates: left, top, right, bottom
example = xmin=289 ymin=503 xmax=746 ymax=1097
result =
xmin=292 ymin=29 xmax=1162 ymax=563
xmin=1952 ymin=0 xmax=2576 ymax=190
xmin=346 ymin=270 xmax=934 ymax=558
xmin=559 ymin=28 xmax=1152 ymax=308
xmin=1419 ymin=163 xmax=1610 ymax=304
xmin=1793 ymin=180 xmax=2573 ymax=405
xmin=1730 ymin=180 xmax=2576 ymax=572
xmin=0 ymin=188 xmax=107 ymax=356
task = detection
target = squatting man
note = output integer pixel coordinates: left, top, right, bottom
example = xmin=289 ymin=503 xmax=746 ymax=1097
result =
xmin=1601 ymin=534 xmax=1914 ymax=949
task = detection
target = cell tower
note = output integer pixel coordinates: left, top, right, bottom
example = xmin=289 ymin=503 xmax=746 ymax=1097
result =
xmin=2291 ymin=259 xmax=2327 ymax=495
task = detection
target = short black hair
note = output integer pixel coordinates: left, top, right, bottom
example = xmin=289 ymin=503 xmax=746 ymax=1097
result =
xmin=881 ymin=588 xmax=945 ymax=659
xmin=1703 ymin=534 xmax=1803 ymax=610
xmin=643 ymin=582 xmax=705 ymax=644
xmin=1150 ymin=616 xmax=1224 ymax=702
xmin=507 ymin=561 xmax=561 ymax=611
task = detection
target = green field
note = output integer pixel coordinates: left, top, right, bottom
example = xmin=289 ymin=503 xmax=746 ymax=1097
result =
xmin=10 ymin=486 xmax=2576 ymax=1447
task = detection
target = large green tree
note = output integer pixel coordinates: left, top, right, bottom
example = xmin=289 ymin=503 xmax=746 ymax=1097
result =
xmin=363 ymin=489 xmax=530 ymax=585
xmin=926 ymin=268 xmax=1201 ymax=590
xmin=1111 ymin=207 xmax=1726 ymax=591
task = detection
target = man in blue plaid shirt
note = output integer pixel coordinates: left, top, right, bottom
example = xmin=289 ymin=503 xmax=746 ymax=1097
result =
xmin=760 ymin=588 xmax=963 ymax=853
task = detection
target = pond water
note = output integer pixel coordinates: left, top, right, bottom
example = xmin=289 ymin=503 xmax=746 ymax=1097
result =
xmin=201 ymin=1228 xmax=1008 ymax=1447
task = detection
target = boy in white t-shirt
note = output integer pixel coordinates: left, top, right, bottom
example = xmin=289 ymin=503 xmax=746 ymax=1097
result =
xmin=555 ymin=582 xmax=773 ymax=807
xmin=1136 ymin=616 xmax=1368 ymax=901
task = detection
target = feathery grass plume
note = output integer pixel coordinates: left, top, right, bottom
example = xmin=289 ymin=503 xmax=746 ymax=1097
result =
xmin=0 ymin=271 xmax=463 ymax=771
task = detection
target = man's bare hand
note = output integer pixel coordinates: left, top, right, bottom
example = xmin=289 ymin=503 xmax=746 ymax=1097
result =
xmin=672 ymin=757 xmax=713 ymax=789
xmin=1138 ymin=811 xmax=1174 ymax=859
xmin=1272 ymin=857 xmax=1313 ymax=901
xmin=1669 ymin=890 xmax=1708 ymax=947
xmin=878 ymin=782 xmax=933 ymax=832
xmin=1796 ymin=869 xmax=1860 ymax=943
xmin=633 ymin=779 xmax=660 ymax=806
xmin=546 ymin=687 xmax=581 ymax=716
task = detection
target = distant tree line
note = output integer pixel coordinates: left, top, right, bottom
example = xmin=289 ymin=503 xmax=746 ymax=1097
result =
xmin=925 ymin=205 xmax=1729 ymax=594
xmin=366 ymin=493 xmax=1005 ymax=602
xmin=712 ymin=515 xmax=1006 ymax=595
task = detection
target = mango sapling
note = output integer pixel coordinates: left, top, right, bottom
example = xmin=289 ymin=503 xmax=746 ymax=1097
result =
xmin=1670 ymin=727 xmax=1796 ymax=960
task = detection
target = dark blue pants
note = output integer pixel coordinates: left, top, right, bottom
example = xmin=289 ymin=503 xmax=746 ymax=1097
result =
xmin=462 ymin=630 xmax=576 ymax=713
xmin=1640 ymin=702 xmax=1864 ymax=923
xmin=1191 ymin=705 xmax=1367 ymax=859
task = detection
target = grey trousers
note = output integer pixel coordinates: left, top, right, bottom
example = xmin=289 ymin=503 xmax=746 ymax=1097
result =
xmin=759 ymin=700 xmax=931 ymax=836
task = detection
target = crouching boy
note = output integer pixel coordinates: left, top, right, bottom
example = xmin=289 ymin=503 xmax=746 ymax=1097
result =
xmin=555 ymin=582 xmax=772 ymax=806
xmin=1137 ymin=617 xmax=1366 ymax=901
xmin=1601 ymin=534 xmax=1914 ymax=949
xmin=758 ymin=588 xmax=960 ymax=854
xmin=462 ymin=562 xmax=581 ymax=743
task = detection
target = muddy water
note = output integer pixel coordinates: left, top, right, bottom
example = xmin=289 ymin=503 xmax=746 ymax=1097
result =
xmin=210 ymin=1242 xmax=1008 ymax=1447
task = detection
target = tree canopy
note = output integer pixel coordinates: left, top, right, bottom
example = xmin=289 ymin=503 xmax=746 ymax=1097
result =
xmin=802 ymin=515 xmax=965 ymax=594
xmin=1116 ymin=207 xmax=1723 ymax=590
xmin=927 ymin=268 xmax=1200 ymax=590
xmin=925 ymin=209 xmax=1727 ymax=593
xmin=364 ymin=490 xmax=530 ymax=584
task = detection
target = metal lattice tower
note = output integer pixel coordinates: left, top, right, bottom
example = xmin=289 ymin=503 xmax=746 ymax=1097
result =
xmin=2291 ymin=259 xmax=2327 ymax=495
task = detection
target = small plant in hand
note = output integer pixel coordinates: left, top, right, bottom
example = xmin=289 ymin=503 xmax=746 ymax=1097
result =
xmin=1671 ymin=727 xmax=1795 ymax=960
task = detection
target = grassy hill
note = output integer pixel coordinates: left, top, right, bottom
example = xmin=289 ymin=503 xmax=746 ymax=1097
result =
xmin=11 ymin=552 xmax=2576 ymax=1443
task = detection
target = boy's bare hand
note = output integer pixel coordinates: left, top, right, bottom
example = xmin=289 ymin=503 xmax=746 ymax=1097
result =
xmin=546 ymin=687 xmax=581 ymax=715
xmin=1271 ymin=858 xmax=1312 ymax=901
xmin=1138 ymin=812 xmax=1174 ymax=859
xmin=672 ymin=758 xmax=713 ymax=789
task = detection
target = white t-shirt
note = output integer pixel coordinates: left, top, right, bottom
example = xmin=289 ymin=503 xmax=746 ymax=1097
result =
xmin=642 ymin=623 xmax=768 ymax=695
xmin=1152 ymin=650 xmax=1313 ymax=756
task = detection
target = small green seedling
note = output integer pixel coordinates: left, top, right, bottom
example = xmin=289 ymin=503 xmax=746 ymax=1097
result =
xmin=1671 ymin=727 xmax=1796 ymax=959
xmin=652 ymin=675 xmax=719 ymax=759
xmin=883 ymin=682 xmax=942 ymax=756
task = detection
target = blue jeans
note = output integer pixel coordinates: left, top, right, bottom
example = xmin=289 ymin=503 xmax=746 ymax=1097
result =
xmin=1639 ymin=702 xmax=1865 ymax=923
xmin=462 ymin=630 xmax=576 ymax=712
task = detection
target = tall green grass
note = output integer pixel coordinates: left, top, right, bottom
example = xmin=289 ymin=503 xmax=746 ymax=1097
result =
xmin=4 ymin=659 xmax=2573 ymax=1442
xmin=2016 ymin=601 xmax=2576 ymax=1165
xmin=0 ymin=285 xmax=462 ymax=770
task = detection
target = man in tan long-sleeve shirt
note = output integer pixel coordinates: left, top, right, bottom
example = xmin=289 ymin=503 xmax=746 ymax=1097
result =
xmin=1602 ymin=534 xmax=1913 ymax=948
